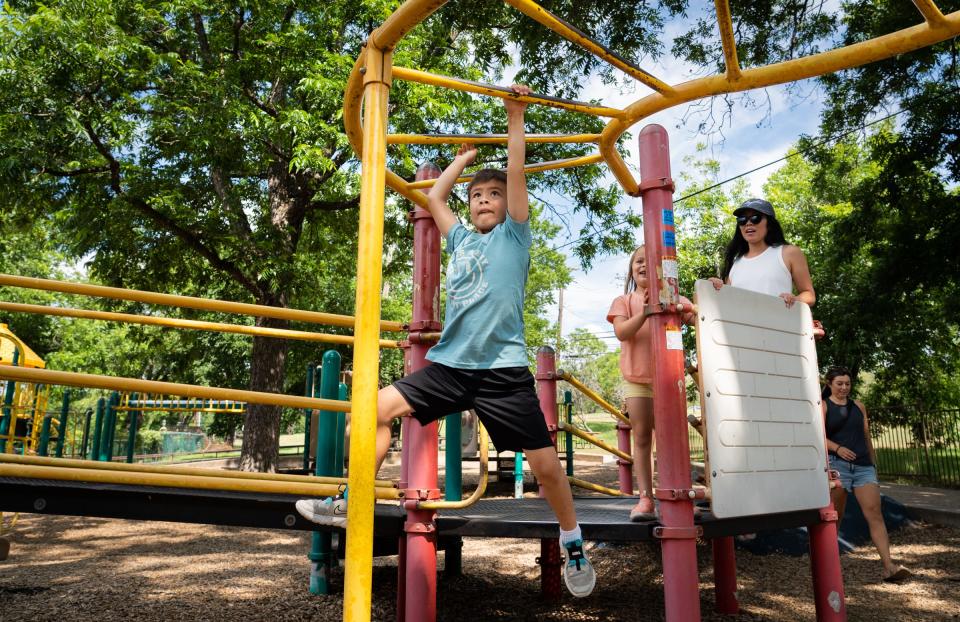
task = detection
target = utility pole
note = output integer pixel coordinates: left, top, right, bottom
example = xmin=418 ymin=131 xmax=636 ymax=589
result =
xmin=556 ymin=287 xmax=564 ymax=368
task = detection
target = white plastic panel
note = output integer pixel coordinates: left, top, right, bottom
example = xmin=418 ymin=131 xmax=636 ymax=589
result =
xmin=695 ymin=280 xmax=829 ymax=518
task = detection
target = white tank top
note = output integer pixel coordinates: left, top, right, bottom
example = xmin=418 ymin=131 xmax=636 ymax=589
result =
xmin=728 ymin=245 xmax=793 ymax=298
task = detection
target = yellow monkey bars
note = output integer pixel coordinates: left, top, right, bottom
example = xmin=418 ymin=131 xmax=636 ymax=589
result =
xmin=341 ymin=1 xmax=960 ymax=619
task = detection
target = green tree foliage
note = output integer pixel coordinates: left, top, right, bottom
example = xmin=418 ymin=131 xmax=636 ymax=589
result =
xmin=561 ymin=327 xmax=620 ymax=410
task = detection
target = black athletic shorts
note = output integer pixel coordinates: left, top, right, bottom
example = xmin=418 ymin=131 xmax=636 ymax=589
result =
xmin=392 ymin=363 xmax=553 ymax=452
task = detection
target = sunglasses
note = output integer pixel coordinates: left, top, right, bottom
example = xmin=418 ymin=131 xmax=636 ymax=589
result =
xmin=736 ymin=213 xmax=765 ymax=226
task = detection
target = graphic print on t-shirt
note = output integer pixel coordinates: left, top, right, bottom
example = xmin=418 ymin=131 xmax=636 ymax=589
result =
xmin=447 ymin=247 xmax=489 ymax=308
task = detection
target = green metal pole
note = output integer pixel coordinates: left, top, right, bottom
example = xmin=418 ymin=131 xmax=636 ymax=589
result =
xmin=126 ymin=393 xmax=140 ymax=463
xmin=101 ymin=392 xmax=120 ymax=462
xmin=303 ymin=363 xmax=315 ymax=472
xmin=38 ymin=413 xmax=53 ymax=456
xmin=309 ymin=350 xmax=341 ymax=595
xmin=54 ymin=389 xmax=70 ymax=457
xmin=80 ymin=407 xmax=93 ymax=459
xmin=444 ymin=412 xmax=464 ymax=576
xmin=0 ymin=349 xmax=20 ymax=454
xmin=91 ymin=397 xmax=106 ymax=460
xmin=564 ymin=390 xmax=574 ymax=477
xmin=514 ymin=450 xmax=524 ymax=498
xmin=335 ymin=382 xmax=348 ymax=475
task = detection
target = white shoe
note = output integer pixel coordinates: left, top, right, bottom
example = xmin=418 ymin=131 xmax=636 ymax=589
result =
xmin=295 ymin=495 xmax=347 ymax=527
xmin=560 ymin=538 xmax=596 ymax=598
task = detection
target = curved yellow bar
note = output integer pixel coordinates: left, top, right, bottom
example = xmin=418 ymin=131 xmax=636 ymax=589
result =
xmin=416 ymin=422 xmax=489 ymax=510
xmin=0 ymin=462 xmax=402 ymax=499
xmin=0 ymin=301 xmax=401 ymax=349
xmin=599 ymin=10 xmax=960 ymax=195
xmin=568 ymin=475 xmax=627 ymax=497
xmin=0 ymin=366 xmax=350 ymax=413
xmin=407 ymin=154 xmax=605 ymax=190
xmin=0 ymin=273 xmax=405 ymax=332
xmin=557 ymin=370 xmax=629 ymax=425
xmin=0 ymin=453 xmax=396 ymax=489
xmin=558 ymin=421 xmax=632 ymax=462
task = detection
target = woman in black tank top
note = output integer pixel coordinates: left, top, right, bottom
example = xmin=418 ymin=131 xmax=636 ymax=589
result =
xmin=823 ymin=366 xmax=912 ymax=583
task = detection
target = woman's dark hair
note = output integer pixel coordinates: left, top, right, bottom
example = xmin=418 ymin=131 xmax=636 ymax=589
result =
xmin=719 ymin=214 xmax=788 ymax=280
xmin=821 ymin=365 xmax=853 ymax=399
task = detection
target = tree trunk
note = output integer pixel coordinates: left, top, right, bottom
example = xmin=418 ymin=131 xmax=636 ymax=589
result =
xmin=239 ymin=315 xmax=290 ymax=472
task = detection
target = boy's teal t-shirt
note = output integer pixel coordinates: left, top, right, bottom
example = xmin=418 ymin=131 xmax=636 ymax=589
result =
xmin=426 ymin=213 xmax=531 ymax=369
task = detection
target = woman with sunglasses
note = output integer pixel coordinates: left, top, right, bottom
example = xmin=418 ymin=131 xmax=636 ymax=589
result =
xmin=707 ymin=198 xmax=815 ymax=307
xmin=823 ymin=366 xmax=912 ymax=583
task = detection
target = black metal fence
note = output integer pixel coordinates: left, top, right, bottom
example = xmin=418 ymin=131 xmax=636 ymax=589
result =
xmin=869 ymin=406 xmax=960 ymax=488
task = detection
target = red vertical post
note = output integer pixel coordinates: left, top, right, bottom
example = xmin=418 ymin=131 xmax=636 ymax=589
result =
xmin=535 ymin=346 xmax=562 ymax=602
xmin=637 ymin=124 xmax=702 ymax=622
xmin=616 ymin=422 xmax=633 ymax=494
xmin=809 ymin=502 xmax=847 ymax=620
xmin=399 ymin=162 xmax=443 ymax=622
xmin=712 ymin=536 xmax=739 ymax=614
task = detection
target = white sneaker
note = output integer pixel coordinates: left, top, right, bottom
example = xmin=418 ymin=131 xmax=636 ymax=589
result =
xmin=295 ymin=494 xmax=347 ymax=527
xmin=560 ymin=538 xmax=596 ymax=598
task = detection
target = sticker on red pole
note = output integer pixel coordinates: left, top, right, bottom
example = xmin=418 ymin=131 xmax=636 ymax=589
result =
xmin=665 ymin=326 xmax=683 ymax=350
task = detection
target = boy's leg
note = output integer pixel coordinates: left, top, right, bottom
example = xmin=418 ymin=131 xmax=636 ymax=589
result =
xmin=524 ymin=446 xmax=577 ymax=530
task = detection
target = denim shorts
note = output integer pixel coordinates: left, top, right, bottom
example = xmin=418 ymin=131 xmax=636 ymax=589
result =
xmin=829 ymin=455 xmax=879 ymax=492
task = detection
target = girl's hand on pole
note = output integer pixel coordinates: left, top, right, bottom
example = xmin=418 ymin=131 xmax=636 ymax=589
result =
xmin=504 ymin=84 xmax=531 ymax=115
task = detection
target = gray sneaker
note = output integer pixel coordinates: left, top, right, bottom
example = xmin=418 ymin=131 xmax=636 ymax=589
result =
xmin=560 ymin=538 xmax=596 ymax=598
xmin=295 ymin=494 xmax=347 ymax=527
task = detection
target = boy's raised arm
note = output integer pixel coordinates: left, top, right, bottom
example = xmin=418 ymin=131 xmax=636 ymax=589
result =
xmin=426 ymin=143 xmax=476 ymax=238
xmin=504 ymin=84 xmax=530 ymax=224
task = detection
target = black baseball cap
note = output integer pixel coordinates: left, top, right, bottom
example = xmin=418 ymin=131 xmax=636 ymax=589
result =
xmin=733 ymin=198 xmax=775 ymax=217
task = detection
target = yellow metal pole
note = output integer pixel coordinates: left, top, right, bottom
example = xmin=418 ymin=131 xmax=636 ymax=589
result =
xmin=417 ymin=423 xmax=489 ymax=510
xmin=0 ymin=453 xmax=396 ymax=488
xmin=714 ymin=0 xmax=742 ymax=80
xmin=0 ymin=301 xmax=401 ymax=349
xmin=386 ymin=133 xmax=601 ymax=145
xmin=557 ymin=371 xmax=630 ymax=425
xmin=344 ymin=41 xmax=392 ymax=622
xmin=0 ymin=366 xmax=349 ymax=413
xmin=558 ymin=421 xmax=633 ymax=462
xmin=0 ymin=274 xmax=404 ymax=332
xmin=392 ymin=66 xmax=623 ymax=118
xmin=407 ymin=154 xmax=605 ymax=190
xmin=503 ymin=0 xmax=673 ymax=93
xmin=567 ymin=475 xmax=626 ymax=497
xmin=912 ymin=0 xmax=947 ymax=25
xmin=0 ymin=462 xmax=403 ymax=498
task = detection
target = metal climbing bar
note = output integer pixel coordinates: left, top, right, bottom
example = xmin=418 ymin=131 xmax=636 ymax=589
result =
xmin=0 ymin=366 xmax=349 ymax=413
xmin=503 ymin=0 xmax=672 ymax=93
xmin=556 ymin=370 xmax=629 ymax=425
xmin=713 ymin=0 xmax=741 ymax=80
xmin=416 ymin=423 xmax=489 ymax=510
xmin=557 ymin=421 xmax=632 ymax=462
xmin=391 ymin=67 xmax=624 ymax=118
xmin=567 ymin=475 xmax=626 ymax=497
xmin=407 ymin=154 xmax=605 ymax=190
xmin=0 ymin=274 xmax=404 ymax=332
xmin=387 ymin=133 xmax=601 ymax=145
xmin=912 ymin=0 xmax=948 ymax=25
xmin=0 ymin=301 xmax=402 ymax=348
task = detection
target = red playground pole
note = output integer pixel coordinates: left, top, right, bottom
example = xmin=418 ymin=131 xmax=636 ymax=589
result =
xmin=712 ymin=536 xmax=739 ymax=614
xmin=535 ymin=346 xmax=562 ymax=602
xmin=399 ymin=162 xmax=443 ymax=622
xmin=637 ymin=124 xmax=702 ymax=622
xmin=809 ymin=500 xmax=847 ymax=620
xmin=616 ymin=421 xmax=633 ymax=495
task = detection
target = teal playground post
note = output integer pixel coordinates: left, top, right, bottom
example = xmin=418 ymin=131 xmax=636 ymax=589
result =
xmin=100 ymin=392 xmax=119 ymax=462
xmin=302 ymin=363 xmax=315 ymax=471
xmin=335 ymin=382 xmax=348 ymax=474
xmin=126 ymin=393 xmax=140 ymax=463
xmin=91 ymin=397 xmax=105 ymax=461
xmin=444 ymin=412 xmax=463 ymax=575
xmin=80 ymin=407 xmax=92 ymax=459
xmin=309 ymin=349 xmax=341 ymax=595
xmin=0 ymin=349 xmax=19 ymax=453
xmin=514 ymin=451 xmax=524 ymax=499
xmin=54 ymin=389 xmax=70 ymax=457
xmin=38 ymin=411 xmax=53 ymax=456
xmin=564 ymin=390 xmax=574 ymax=477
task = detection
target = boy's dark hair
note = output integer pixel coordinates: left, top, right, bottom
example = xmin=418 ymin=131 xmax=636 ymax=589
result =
xmin=719 ymin=214 xmax=789 ymax=280
xmin=465 ymin=168 xmax=507 ymax=197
